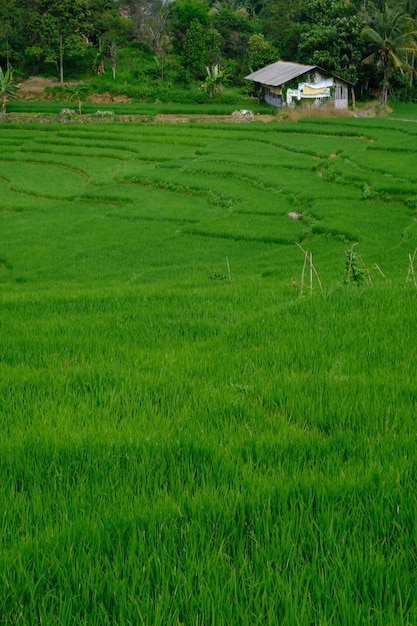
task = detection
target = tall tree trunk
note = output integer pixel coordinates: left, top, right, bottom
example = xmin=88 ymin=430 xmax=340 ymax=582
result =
xmin=59 ymin=36 xmax=64 ymax=84
xmin=381 ymin=57 xmax=389 ymax=105
xmin=109 ymin=42 xmax=117 ymax=80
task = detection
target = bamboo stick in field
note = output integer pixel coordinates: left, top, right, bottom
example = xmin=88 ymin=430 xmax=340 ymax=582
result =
xmin=374 ymin=264 xmax=387 ymax=281
xmin=311 ymin=260 xmax=324 ymax=293
xmin=359 ymin=255 xmax=372 ymax=286
xmin=310 ymin=252 xmax=313 ymax=294
xmin=296 ymin=242 xmax=323 ymax=294
xmin=406 ymin=249 xmax=417 ymax=286
xmin=347 ymin=246 xmax=354 ymax=282
xmin=226 ymin=256 xmax=231 ymax=281
xmin=296 ymin=242 xmax=308 ymax=295
xmin=300 ymin=249 xmax=308 ymax=295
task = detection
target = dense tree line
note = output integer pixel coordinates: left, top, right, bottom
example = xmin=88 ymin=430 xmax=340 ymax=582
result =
xmin=1 ymin=0 xmax=417 ymax=101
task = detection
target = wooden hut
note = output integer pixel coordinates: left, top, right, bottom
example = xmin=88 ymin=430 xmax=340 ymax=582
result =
xmin=245 ymin=61 xmax=354 ymax=109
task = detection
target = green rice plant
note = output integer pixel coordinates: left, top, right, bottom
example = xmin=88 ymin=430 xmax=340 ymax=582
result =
xmin=8 ymin=98 xmax=273 ymax=116
xmin=1 ymin=118 xmax=417 ymax=624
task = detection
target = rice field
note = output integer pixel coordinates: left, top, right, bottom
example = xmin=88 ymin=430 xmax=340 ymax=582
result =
xmin=1 ymin=113 xmax=417 ymax=624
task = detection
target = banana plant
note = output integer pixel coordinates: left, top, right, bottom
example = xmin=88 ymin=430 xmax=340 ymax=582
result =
xmin=66 ymin=82 xmax=90 ymax=115
xmin=0 ymin=66 xmax=18 ymax=114
xmin=201 ymin=64 xmax=228 ymax=100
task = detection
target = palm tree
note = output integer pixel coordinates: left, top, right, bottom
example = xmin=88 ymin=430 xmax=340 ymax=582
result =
xmin=0 ymin=66 xmax=18 ymax=113
xmin=404 ymin=0 xmax=417 ymax=85
xmin=361 ymin=1 xmax=417 ymax=103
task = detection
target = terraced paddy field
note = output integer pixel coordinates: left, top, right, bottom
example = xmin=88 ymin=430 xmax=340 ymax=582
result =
xmin=1 ymin=114 xmax=417 ymax=624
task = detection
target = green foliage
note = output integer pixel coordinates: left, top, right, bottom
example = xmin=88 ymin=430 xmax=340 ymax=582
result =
xmin=0 ymin=0 xmax=24 ymax=68
xmin=182 ymin=19 xmax=222 ymax=80
xmin=24 ymin=0 xmax=91 ymax=82
xmin=259 ymin=0 xmax=303 ymax=54
xmin=0 ymin=64 xmax=18 ymax=113
xmin=344 ymin=242 xmax=364 ymax=283
xmin=169 ymin=0 xmax=211 ymax=55
xmin=2 ymin=0 xmax=417 ymax=101
xmin=296 ymin=0 xmax=364 ymax=83
xmin=201 ymin=63 xmax=228 ymax=98
xmin=211 ymin=7 xmax=254 ymax=58
xmin=247 ymin=33 xmax=278 ymax=71
xmin=66 ymin=82 xmax=90 ymax=114
xmin=86 ymin=0 xmax=130 ymax=47
xmin=361 ymin=0 xmax=417 ymax=104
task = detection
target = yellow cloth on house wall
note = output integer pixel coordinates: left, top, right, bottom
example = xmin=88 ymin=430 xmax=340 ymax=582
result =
xmin=302 ymin=84 xmax=328 ymax=95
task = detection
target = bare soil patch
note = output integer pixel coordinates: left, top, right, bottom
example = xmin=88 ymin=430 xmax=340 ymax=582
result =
xmin=18 ymin=76 xmax=57 ymax=93
xmin=17 ymin=76 xmax=58 ymax=100
xmin=87 ymin=93 xmax=132 ymax=104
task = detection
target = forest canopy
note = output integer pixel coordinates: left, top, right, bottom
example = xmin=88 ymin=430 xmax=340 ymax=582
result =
xmin=1 ymin=0 xmax=417 ymax=102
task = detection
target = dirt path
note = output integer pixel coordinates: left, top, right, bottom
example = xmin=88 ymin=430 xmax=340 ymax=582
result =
xmin=154 ymin=113 xmax=277 ymax=123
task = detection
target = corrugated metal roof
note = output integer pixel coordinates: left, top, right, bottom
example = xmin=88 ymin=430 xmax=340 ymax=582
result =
xmin=245 ymin=61 xmax=318 ymax=87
